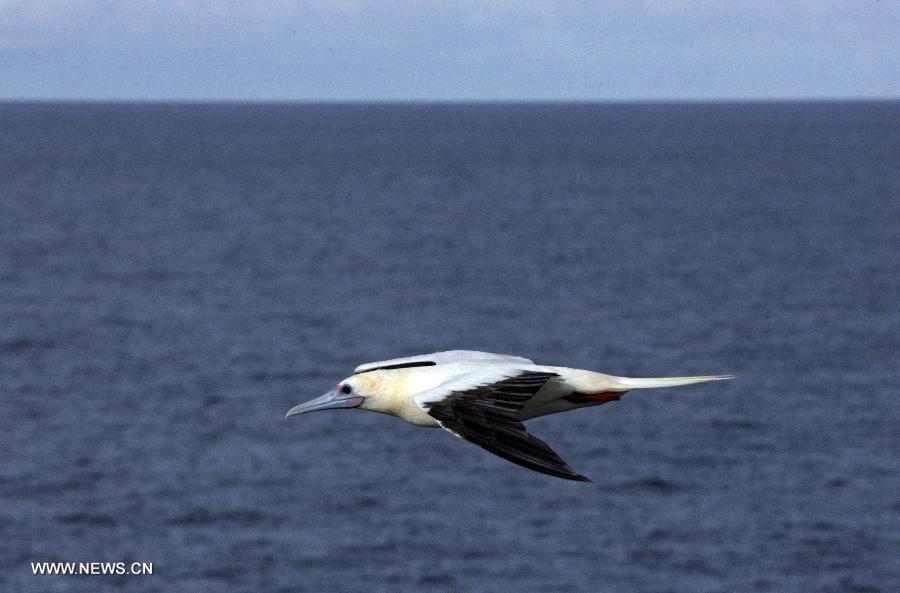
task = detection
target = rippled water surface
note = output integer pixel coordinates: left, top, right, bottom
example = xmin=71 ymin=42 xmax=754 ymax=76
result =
xmin=1 ymin=102 xmax=897 ymax=592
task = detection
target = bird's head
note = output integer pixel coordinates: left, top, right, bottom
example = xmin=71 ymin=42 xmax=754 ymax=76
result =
xmin=285 ymin=376 xmax=366 ymax=417
xmin=286 ymin=372 xmax=401 ymax=418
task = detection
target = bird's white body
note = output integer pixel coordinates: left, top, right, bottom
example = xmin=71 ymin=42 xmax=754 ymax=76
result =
xmin=353 ymin=362 xmax=615 ymax=426
xmin=351 ymin=351 xmax=729 ymax=427
xmin=287 ymin=350 xmax=732 ymax=481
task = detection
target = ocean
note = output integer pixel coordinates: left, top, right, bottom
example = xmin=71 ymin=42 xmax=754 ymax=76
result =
xmin=0 ymin=101 xmax=897 ymax=592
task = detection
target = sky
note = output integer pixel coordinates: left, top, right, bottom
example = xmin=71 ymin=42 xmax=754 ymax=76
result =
xmin=0 ymin=1 xmax=897 ymax=101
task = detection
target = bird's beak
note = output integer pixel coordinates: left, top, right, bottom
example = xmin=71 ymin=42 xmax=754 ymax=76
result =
xmin=285 ymin=390 xmax=364 ymax=417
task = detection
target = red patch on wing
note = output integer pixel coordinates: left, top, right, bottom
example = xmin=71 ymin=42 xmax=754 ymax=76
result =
xmin=565 ymin=391 xmax=622 ymax=403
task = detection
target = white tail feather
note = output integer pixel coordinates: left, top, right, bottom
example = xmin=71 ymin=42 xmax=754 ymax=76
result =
xmin=613 ymin=374 xmax=734 ymax=389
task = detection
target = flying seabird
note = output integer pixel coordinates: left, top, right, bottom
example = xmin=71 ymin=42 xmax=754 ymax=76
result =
xmin=286 ymin=350 xmax=732 ymax=481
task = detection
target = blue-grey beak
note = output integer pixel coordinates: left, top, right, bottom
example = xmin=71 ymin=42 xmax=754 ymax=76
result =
xmin=285 ymin=389 xmax=364 ymax=417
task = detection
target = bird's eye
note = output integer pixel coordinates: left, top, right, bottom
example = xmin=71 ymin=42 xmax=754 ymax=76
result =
xmin=340 ymin=384 xmax=353 ymax=394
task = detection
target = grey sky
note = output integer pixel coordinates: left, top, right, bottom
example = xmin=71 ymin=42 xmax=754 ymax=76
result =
xmin=1 ymin=1 xmax=897 ymax=101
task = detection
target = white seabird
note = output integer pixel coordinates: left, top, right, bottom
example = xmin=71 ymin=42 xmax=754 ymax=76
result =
xmin=286 ymin=350 xmax=732 ymax=481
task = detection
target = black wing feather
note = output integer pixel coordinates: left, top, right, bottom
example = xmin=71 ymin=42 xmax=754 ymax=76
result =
xmin=357 ymin=361 xmax=436 ymax=373
xmin=422 ymin=371 xmax=590 ymax=482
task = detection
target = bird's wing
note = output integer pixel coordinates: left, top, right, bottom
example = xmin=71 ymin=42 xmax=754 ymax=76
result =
xmin=413 ymin=369 xmax=590 ymax=482
xmin=354 ymin=350 xmax=534 ymax=374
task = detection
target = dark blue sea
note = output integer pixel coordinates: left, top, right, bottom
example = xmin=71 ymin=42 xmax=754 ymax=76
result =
xmin=1 ymin=101 xmax=897 ymax=593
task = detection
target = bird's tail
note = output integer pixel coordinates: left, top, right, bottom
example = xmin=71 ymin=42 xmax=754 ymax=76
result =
xmin=611 ymin=374 xmax=733 ymax=390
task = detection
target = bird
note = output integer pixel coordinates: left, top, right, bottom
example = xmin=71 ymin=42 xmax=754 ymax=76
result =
xmin=286 ymin=350 xmax=732 ymax=481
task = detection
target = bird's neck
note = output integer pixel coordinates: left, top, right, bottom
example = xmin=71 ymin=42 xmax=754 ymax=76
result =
xmin=355 ymin=368 xmax=441 ymax=426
